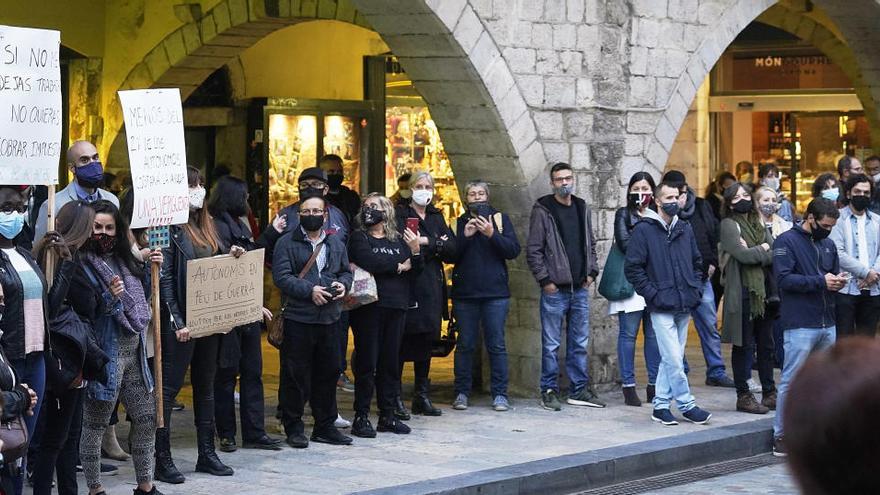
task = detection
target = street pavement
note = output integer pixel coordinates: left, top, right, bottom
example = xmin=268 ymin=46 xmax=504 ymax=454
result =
xmin=642 ymin=463 xmax=797 ymax=494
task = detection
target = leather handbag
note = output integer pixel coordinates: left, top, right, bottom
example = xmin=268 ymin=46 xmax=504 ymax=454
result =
xmin=431 ymin=316 xmax=458 ymax=358
xmin=0 ymin=414 xmax=28 ymax=462
xmin=269 ymin=243 xmax=325 ymax=350
xmin=597 ymin=244 xmax=635 ymax=301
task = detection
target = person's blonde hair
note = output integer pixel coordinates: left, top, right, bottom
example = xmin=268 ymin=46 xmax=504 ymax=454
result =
xmin=358 ymin=193 xmax=400 ymax=242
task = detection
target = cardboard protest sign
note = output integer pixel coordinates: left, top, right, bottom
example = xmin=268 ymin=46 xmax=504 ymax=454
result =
xmin=118 ymin=88 xmax=188 ymax=229
xmin=0 ymin=25 xmax=61 ymax=184
xmin=186 ymin=249 xmax=265 ymax=338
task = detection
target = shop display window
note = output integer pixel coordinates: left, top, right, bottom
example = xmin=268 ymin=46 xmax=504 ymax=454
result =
xmin=267 ymin=113 xmax=317 ymax=220
xmin=385 ymin=106 xmax=463 ymax=223
xmin=323 ymin=115 xmax=363 ymax=193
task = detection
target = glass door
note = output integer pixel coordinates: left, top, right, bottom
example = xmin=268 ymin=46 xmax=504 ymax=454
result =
xmin=266 ymin=113 xmax=318 ymax=220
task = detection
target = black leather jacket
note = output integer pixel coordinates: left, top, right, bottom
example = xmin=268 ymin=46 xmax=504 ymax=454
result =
xmin=159 ymin=225 xmax=219 ymax=329
xmin=613 ymin=207 xmax=642 ymax=254
xmin=0 ymin=246 xmax=58 ymax=361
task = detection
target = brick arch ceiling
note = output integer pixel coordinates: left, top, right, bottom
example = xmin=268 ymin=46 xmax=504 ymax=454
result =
xmin=111 ymin=0 xmax=540 ymax=209
xmin=640 ymin=0 xmax=880 ymax=174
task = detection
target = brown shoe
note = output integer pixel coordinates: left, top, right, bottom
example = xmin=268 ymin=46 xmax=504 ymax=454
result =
xmin=736 ymin=392 xmax=769 ymax=414
xmin=622 ymin=386 xmax=642 ymax=407
xmin=762 ymin=390 xmax=777 ymax=410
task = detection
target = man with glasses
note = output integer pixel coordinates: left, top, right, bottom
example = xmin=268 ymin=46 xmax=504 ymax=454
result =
xmin=526 ymin=162 xmax=604 ymax=411
xmin=34 ymin=140 xmax=118 ymax=242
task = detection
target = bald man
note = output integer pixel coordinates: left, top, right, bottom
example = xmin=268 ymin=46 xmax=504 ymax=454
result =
xmin=34 ymin=140 xmax=119 ymax=241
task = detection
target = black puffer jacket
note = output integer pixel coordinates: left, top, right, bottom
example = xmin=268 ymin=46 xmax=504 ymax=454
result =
xmin=678 ymin=188 xmax=719 ymax=279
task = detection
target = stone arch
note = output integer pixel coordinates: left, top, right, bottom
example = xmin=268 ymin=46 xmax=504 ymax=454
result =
xmin=637 ymin=0 xmax=880 ymax=176
xmin=108 ymin=0 xmax=541 ymax=210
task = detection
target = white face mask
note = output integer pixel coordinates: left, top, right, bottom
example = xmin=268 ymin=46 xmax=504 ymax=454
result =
xmin=412 ymin=189 xmax=433 ymax=206
xmin=189 ymin=186 xmax=206 ymax=209
xmin=762 ymin=177 xmax=780 ymax=191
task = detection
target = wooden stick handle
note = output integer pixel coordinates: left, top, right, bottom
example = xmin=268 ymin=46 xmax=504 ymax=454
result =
xmin=44 ymin=185 xmax=56 ymax=286
xmin=151 ymin=260 xmax=163 ymax=428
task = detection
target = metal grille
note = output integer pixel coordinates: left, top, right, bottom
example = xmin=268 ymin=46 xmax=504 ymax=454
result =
xmin=572 ymin=454 xmax=784 ymax=495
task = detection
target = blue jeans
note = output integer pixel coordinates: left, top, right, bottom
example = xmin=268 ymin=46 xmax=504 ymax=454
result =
xmin=690 ymin=280 xmax=727 ymax=380
xmin=773 ymin=326 xmax=836 ymax=438
xmin=453 ymin=298 xmax=510 ymax=398
xmin=617 ymin=310 xmax=660 ymax=387
xmin=11 ymin=351 xmax=45 ymax=495
xmin=651 ymin=312 xmax=696 ymax=412
xmin=540 ymin=288 xmax=589 ymax=393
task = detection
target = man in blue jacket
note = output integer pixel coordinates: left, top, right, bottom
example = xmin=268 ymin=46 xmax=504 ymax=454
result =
xmin=772 ymin=198 xmax=847 ymax=457
xmin=624 ymin=181 xmax=712 ymax=426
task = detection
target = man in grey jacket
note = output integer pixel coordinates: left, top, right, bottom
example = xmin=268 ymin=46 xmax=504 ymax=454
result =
xmin=34 ymin=140 xmax=119 ymax=242
xmin=526 ymin=162 xmax=603 ymax=411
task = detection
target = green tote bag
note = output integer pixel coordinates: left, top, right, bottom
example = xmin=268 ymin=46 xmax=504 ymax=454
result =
xmin=597 ymin=244 xmax=635 ymax=301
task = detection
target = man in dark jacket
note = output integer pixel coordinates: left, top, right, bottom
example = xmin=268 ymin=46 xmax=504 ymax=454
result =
xmin=451 ymin=181 xmax=520 ymax=412
xmin=319 ymin=154 xmax=361 ymax=224
xmin=625 ymin=181 xmax=712 ymax=426
xmin=772 ymin=198 xmax=847 ymax=457
xmin=526 ymin=162 xmax=603 ymax=411
xmin=272 ymin=196 xmax=354 ymax=449
xmin=663 ymin=170 xmax=734 ymax=388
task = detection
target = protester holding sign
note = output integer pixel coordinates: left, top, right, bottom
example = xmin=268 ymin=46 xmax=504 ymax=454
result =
xmin=34 ymin=140 xmax=119 ymax=242
xmin=207 ymin=175 xmax=282 ymax=453
xmin=348 ymin=193 xmax=422 ymax=438
xmin=273 ymin=195 xmax=353 ymax=449
xmin=67 ymin=200 xmax=160 ymax=495
xmin=155 ymin=166 xmax=233 ymax=483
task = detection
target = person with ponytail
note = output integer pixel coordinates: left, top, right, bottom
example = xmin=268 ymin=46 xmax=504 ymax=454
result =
xmin=719 ymin=182 xmax=777 ymax=415
xmin=154 ymin=166 xmax=234 ymax=484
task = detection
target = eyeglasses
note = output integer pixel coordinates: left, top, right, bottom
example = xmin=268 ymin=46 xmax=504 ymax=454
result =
xmin=0 ymin=204 xmax=26 ymax=214
xmin=552 ymin=175 xmax=574 ymax=184
xmin=300 ymin=209 xmax=325 ymax=216
xmin=300 ymin=181 xmax=326 ymax=189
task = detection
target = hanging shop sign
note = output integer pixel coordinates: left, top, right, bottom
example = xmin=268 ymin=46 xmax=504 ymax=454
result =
xmin=118 ymin=88 xmax=189 ymax=229
xmin=0 ymin=25 xmax=61 ymax=184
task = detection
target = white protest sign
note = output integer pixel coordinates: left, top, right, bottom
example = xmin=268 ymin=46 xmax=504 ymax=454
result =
xmin=0 ymin=25 xmax=61 ymax=185
xmin=118 ymin=88 xmax=188 ymax=229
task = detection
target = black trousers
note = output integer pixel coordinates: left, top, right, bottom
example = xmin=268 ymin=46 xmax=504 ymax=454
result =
xmin=732 ymin=292 xmax=777 ymax=394
xmin=278 ymin=319 xmax=340 ymax=435
xmin=31 ymin=387 xmax=83 ymax=495
xmin=215 ymin=324 xmax=268 ymax=442
xmin=161 ymin=326 xmax=221 ymax=433
xmin=351 ymin=305 xmax=405 ymax=416
xmin=339 ymin=311 xmax=350 ymax=373
xmin=835 ymin=292 xmax=880 ymax=338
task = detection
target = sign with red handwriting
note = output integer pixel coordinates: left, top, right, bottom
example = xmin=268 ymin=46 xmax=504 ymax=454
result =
xmin=118 ymin=88 xmax=189 ymax=229
xmin=0 ymin=25 xmax=61 ymax=185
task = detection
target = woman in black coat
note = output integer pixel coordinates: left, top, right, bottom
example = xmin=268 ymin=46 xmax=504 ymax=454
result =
xmin=207 ymin=176 xmax=281 ymax=452
xmin=394 ymin=172 xmax=456 ymax=418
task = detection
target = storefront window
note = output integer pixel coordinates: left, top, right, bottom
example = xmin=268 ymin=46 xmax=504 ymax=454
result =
xmin=323 ymin=115 xmax=363 ymax=193
xmin=385 ymin=106 xmax=463 ymax=221
xmin=267 ymin=113 xmax=317 ymax=220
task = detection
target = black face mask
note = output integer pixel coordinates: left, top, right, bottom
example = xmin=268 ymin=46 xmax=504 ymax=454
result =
xmin=811 ymin=220 xmax=831 ymax=241
xmin=732 ymin=200 xmax=753 ymax=214
xmin=327 ymin=174 xmax=344 ymax=189
xmin=361 ymin=207 xmax=385 ymax=227
xmin=299 ymin=186 xmax=325 ymax=200
xmin=299 ymin=214 xmax=324 ymax=232
xmin=850 ymin=195 xmax=871 ymax=212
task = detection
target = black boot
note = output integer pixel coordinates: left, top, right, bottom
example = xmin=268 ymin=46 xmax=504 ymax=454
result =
xmin=195 ymin=426 xmax=234 ymax=476
xmin=411 ymin=378 xmax=441 ymax=416
xmin=153 ymin=428 xmax=185 ymax=484
xmin=393 ymin=396 xmax=411 ymax=421
xmin=646 ymin=384 xmax=656 ymax=403
xmin=377 ymin=414 xmax=411 ymax=434
xmin=133 ymin=486 xmax=165 ymax=495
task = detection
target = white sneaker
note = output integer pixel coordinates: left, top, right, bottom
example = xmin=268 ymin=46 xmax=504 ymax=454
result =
xmin=335 ymin=413 xmax=352 ymax=429
xmin=747 ymin=378 xmax=761 ymax=393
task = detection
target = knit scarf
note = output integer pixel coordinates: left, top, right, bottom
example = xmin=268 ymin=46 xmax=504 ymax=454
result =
xmin=733 ymin=212 xmax=766 ymax=318
xmin=83 ymin=252 xmax=151 ymax=336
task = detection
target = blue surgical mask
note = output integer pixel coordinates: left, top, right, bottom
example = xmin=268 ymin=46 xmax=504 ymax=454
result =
xmin=0 ymin=212 xmax=25 ymax=240
xmin=821 ymin=188 xmax=839 ymax=202
xmin=74 ymin=161 xmax=104 ymax=189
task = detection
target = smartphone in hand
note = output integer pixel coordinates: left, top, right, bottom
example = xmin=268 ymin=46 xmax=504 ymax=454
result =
xmin=406 ymin=218 xmax=419 ymax=235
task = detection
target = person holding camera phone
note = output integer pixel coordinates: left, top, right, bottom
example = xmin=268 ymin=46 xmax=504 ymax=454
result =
xmin=450 ymin=181 xmax=520 ymax=412
xmin=273 ymin=195 xmax=353 ymax=448
xmin=394 ymin=172 xmax=456 ymax=419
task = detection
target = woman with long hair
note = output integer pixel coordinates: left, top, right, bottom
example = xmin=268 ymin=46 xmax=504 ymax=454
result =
xmin=719 ymin=182 xmax=776 ymax=415
xmin=68 ymin=199 xmax=160 ymax=495
xmin=348 ymin=193 xmax=422 ymax=437
xmin=207 ymin=175 xmax=281 ymax=452
xmin=610 ymin=172 xmax=660 ymax=406
xmin=394 ymin=172 xmax=456 ymax=418
xmin=154 ymin=166 xmax=234 ymax=483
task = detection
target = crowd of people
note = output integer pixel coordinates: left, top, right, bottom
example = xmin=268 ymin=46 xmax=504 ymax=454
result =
xmin=0 ymin=135 xmax=868 ymax=493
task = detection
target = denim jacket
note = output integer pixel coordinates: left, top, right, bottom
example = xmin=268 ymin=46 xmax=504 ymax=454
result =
xmin=72 ymin=264 xmax=153 ymax=402
xmin=829 ymin=207 xmax=880 ymax=296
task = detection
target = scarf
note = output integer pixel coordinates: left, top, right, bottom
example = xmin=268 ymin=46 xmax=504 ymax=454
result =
xmin=732 ymin=212 xmax=766 ymax=318
xmin=83 ymin=252 xmax=151 ymax=336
